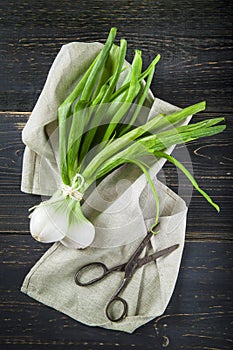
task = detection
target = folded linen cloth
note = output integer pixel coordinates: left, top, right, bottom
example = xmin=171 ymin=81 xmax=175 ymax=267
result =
xmin=21 ymin=41 xmax=189 ymax=332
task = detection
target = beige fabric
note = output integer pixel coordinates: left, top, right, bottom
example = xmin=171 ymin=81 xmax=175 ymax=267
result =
xmin=21 ymin=41 xmax=189 ymax=332
xmin=21 ymin=181 xmax=187 ymax=333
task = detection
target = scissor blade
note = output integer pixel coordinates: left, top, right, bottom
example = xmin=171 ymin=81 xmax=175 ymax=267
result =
xmin=136 ymin=244 xmax=179 ymax=268
xmin=124 ymin=224 xmax=160 ymax=276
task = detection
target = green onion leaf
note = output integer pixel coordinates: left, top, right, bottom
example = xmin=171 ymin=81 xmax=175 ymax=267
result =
xmin=153 ymin=151 xmax=220 ymax=212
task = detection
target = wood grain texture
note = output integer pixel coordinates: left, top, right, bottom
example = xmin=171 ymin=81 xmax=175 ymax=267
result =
xmin=0 ymin=0 xmax=232 ymax=349
xmin=0 ymin=236 xmax=232 ymax=350
xmin=0 ymin=0 xmax=232 ymax=112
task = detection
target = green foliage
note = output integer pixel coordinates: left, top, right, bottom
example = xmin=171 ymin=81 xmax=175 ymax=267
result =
xmin=58 ymin=27 xmax=226 ymax=219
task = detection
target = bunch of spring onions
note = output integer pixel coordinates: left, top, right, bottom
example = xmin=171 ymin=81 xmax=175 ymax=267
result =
xmin=30 ymin=27 xmax=225 ymax=248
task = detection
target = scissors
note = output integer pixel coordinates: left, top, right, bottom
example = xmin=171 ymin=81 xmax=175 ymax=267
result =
xmin=74 ymin=226 xmax=179 ymax=322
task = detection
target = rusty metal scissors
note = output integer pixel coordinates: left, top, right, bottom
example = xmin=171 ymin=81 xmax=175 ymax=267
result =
xmin=74 ymin=225 xmax=179 ymax=322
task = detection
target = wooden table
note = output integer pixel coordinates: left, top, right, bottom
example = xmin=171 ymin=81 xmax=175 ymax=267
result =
xmin=0 ymin=1 xmax=232 ymax=349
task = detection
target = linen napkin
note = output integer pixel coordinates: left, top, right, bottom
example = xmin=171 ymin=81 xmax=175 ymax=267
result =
xmin=21 ymin=41 xmax=189 ymax=332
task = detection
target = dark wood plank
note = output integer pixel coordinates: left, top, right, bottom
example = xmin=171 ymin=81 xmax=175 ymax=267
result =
xmin=0 ymin=112 xmax=232 ymax=240
xmin=0 ymin=235 xmax=232 ymax=349
xmin=0 ymin=1 xmax=232 ymax=348
xmin=0 ymin=0 xmax=232 ymax=112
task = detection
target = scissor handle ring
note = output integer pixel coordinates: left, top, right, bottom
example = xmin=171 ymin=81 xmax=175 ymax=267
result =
xmin=74 ymin=262 xmax=108 ymax=286
xmin=105 ymin=296 xmax=128 ymax=322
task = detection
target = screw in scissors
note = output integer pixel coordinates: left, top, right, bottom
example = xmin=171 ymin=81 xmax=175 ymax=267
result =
xmin=74 ymin=225 xmax=179 ymax=322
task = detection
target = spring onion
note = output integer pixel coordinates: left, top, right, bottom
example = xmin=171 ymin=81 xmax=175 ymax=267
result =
xmin=29 ymin=28 xmax=226 ymax=248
